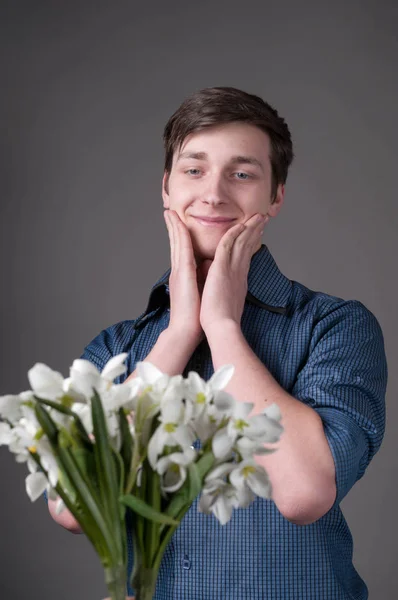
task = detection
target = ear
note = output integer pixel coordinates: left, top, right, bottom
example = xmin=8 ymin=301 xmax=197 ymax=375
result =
xmin=267 ymin=184 xmax=285 ymax=218
xmin=162 ymin=171 xmax=170 ymax=209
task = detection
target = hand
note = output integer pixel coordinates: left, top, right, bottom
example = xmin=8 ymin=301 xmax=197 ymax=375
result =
xmin=199 ymin=213 xmax=268 ymax=334
xmin=164 ymin=209 xmax=206 ymax=344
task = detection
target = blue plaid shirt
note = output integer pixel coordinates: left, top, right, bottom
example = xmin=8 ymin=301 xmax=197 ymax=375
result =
xmin=82 ymin=244 xmax=387 ymax=600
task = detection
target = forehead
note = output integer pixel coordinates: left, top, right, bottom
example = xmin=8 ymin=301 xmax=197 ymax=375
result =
xmin=175 ymin=122 xmax=271 ymax=165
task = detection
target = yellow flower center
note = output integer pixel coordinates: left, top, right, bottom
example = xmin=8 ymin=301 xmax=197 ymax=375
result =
xmin=196 ymin=392 xmax=206 ymax=404
xmin=164 ymin=422 xmax=177 ymax=433
xmin=234 ymin=419 xmax=249 ymax=431
xmin=28 ymin=445 xmax=37 ymax=453
xmin=242 ymin=465 xmax=256 ymax=478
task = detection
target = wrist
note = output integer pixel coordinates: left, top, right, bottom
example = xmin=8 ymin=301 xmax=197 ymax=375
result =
xmin=204 ymin=319 xmax=241 ymax=346
xmin=164 ymin=324 xmax=204 ymax=349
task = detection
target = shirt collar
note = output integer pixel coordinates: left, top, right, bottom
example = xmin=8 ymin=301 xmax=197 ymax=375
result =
xmin=142 ymin=244 xmax=291 ymax=319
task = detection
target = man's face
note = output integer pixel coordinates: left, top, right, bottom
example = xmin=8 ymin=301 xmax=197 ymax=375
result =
xmin=162 ymin=122 xmax=284 ymax=262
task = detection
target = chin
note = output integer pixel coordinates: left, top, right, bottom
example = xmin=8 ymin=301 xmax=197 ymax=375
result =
xmin=192 ymin=237 xmax=218 ymax=262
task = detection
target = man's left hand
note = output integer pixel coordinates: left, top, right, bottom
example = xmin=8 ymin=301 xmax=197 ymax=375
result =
xmin=199 ymin=213 xmax=268 ymax=335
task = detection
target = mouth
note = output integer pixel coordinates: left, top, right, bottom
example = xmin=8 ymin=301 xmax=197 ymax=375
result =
xmin=193 ymin=216 xmax=237 ymax=227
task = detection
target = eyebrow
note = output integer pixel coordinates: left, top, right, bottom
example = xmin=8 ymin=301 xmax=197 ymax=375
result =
xmin=177 ymin=151 xmax=264 ymax=171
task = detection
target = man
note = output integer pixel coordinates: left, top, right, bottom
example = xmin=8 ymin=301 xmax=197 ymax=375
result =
xmin=49 ymin=87 xmax=387 ymax=599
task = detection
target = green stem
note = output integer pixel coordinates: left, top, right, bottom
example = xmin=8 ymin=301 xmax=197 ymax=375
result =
xmin=133 ymin=566 xmax=159 ymax=600
xmin=104 ymin=564 xmax=127 ymax=600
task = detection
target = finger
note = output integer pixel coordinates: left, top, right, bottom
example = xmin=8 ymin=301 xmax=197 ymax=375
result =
xmin=213 ymin=222 xmax=245 ymax=270
xmin=170 ymin=210 xmax=196 ymax=273
xmin=164 ymin=210 xmax=176 ymax=270
xmin=233 ymin=213 xmax=268 ymax=264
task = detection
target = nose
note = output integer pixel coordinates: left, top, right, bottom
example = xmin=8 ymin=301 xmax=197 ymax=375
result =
xmin=201 ymin=174 xmax=227 ymax=206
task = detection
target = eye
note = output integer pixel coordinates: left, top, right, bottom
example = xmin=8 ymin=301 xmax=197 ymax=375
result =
xmin=234 ymin=172 xmax=251 ymax=180
xmin=185 ymin=168 xmax=201 ymax=176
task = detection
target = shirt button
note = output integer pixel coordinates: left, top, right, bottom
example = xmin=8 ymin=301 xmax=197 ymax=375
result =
xmin=182 ymin=554 xmax=191 ymax=570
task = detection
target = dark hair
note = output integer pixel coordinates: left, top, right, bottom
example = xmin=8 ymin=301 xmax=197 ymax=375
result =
xmin=163 ymin=86 xmax=294 ymax=201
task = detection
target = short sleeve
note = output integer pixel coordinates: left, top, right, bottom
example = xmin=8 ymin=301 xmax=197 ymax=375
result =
xmin=292 ymin=300 xmax=387 ymax=505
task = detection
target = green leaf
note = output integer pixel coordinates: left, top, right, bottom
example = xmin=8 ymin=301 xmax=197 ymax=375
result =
xmin=34 ymin=404 xmax=118 ymax=561
xmin=34 ymin=403 xmax=58 ymax=445
xmin=118 ymin=407 xmax=133 ymax=488
xmin=196 ymin=451 xmax=215 ymax=480
xmin=119 ymin=494 xmax=179 ymax=526
xmin=91 ymin=389 xmax=124 ymax=555
xmin=187 ymin=462 xmax=201 ymax=503
xmin=34 ymin=396 xmax=92 ymax=447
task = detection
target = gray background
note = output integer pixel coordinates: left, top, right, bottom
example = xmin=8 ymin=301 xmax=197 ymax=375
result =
xmin=0 ymin=1 xmax=397 ymax=598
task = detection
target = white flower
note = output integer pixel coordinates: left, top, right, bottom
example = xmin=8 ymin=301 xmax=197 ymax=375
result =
xmin=28 ymin=364 xmax=65 ymax=401
xmin=67 ymin=355 xmax=141 ymax=445
xmin=0 ymin=394 xmax=26 ymax=425
xmin=212 ymin=402 xmax=283 ymax=460
xmin=229 ymin=459 xmax=272 ymax=500
xmin=147 ymin=397 xmax=195 ymax=469
xmin=198 ymin=463 xmax=237 ymax=525
xmin=0 ymin=422 xmax=13 ymax=445
xmin=185 ymin=365 xmax=236 ymax=417
xmin=185 ymin=367 xmax=236 ymax=443
xmin=26 ymin=472 xmax=48 ymax=502
xmin=156 ymin=446 xmax=196 ymax=493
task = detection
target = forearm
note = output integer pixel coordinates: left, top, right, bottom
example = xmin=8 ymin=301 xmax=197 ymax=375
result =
xmin=49 ymin=327 xmax=200 ymax=532
xmin=125 ymin=327 xmax=201 ymax=381
xmin=206 ymin=320 xmax=336 ymax=525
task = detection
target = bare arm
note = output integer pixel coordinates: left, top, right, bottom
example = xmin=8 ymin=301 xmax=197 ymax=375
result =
xmin=50 ymin=209 xmax=203 ymax=533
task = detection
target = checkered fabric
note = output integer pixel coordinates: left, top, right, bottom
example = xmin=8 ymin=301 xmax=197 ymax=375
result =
xmin=82 ymin=244 xmax=387 ymax=600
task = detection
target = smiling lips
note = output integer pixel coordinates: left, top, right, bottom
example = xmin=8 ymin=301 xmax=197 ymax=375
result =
xmin=193 ymin=216 xmax=237 ymax=227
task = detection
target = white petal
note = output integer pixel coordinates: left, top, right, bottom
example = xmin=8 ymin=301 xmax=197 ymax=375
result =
xmin=106 ymin=384 xmax=133 ymax=411
xmin=25 ymin=472 xmax=48 ymax=502
xmin=247 ymin=468 xmax=272 ymax=499
xmin=0 ymin=422 xmax=13 ymax=446
xmin=101 ymin=353 xmax=128 ymax=381
xmin=162 ymin=465 xmax=187 ymax=493
xmin=148 ymin=427 xmax=167 ymax=469
xmin=173 ymin=425 xmax=194 ymax=449
xmin=234 ymin=402 xmax=254 ymax=420
xmin=186 ymin=371 xmax=206 ymax=395
xmin=72 ymin=403 xmax=93 ymax=434
xmin=236 ymin=436 xmax=278 ymax=458
xmin=168 ymin=446 xmax=196 ymax=466
xmin=47 ymin=487 xmax=58 ymax=501
xmin=156 ymin=454 xmax=172 ymax=475
xmin=245 ymin=414 xmax=283 ymax=442
xmin=262 ymin=402 xmax=282 ymax=422
xmin=213 ymin=390 xmax=236 ymax=413
xmin=0 ymin=395 xmax=23 ymax=423
xmin=212 ymin=494 xmax=233 ymax=525
xmin=212 ymin=427 xmax=235 ymax=460
xmin=27 ymin=364 xmax=64 ymax=400
xmin=205 ymin=462 xmax=234 ymax=482
xmin=208 ymin=364 xmax=235 ymax=391
xmin=235 ymin=484 xmax=255 ymax=508
xmin=161 ymin=397 xmax=184 ymax=423
xmin=229 ymin=466 xmax=245 ymax=489
xmin=70 ymin=359 xmax=100 ymax=377
xmin=198 ymin=490 xmax=213 ymax=514
xmin=136 ymin=361 xmax=165 ymax=385
xmin=55 ymin=497 xmax=66 ymax=515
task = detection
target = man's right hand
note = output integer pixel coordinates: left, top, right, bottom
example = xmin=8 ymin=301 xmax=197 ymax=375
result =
xmin=164 ymin=210 xmax=207 ymax=345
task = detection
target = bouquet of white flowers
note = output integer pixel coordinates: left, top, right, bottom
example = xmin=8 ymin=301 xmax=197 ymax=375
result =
xmin=0 ymin=354 xmax=283 ymax=600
